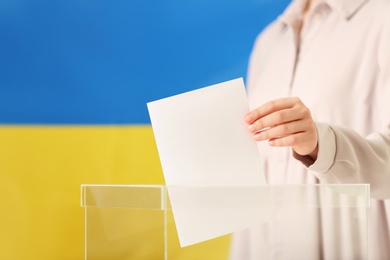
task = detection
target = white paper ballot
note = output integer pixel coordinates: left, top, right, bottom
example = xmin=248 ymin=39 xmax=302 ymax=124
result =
xmin=147 ymin=78 xmax=269 ymax=246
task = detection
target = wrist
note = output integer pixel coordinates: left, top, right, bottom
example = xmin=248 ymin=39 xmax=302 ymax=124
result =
xmin=292 ymin=144 xmax=319 ymax=167
xmin=307 ymin=144 xmax=319 ymax=161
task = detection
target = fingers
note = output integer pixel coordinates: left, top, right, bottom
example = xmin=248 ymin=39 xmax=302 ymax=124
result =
xmin=253 ymin=120 xmax=307 ymax=142
xmin=267 ymin=129 xmax=318 ymax=157
xmin=244 ymin=97 xmax=318 ymax=157
xmin=247 ymin=107 xmax=304 ymax=133
xmin=268 ymin=131 xmax=313 ymax=150
xmin=268 ymin=132 xmax=306 ymax=147
xmin=244 ymin=97 xmax=301 ymax=124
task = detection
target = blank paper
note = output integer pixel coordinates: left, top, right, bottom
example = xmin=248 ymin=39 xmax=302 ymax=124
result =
xmin=147 ymin=78 xmax=268 ymax=246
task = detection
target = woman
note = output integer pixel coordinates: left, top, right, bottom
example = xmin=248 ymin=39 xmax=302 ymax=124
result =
xmin=230 ymin=0 xmax=390 ymax=259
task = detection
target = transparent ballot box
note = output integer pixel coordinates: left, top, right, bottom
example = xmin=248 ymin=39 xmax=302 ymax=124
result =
xmin=80 ymin=184 xmax=370 ymax=260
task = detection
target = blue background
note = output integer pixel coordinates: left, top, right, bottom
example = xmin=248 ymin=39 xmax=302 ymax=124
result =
xmin=0 ymin=0 xmax=290 ymax=124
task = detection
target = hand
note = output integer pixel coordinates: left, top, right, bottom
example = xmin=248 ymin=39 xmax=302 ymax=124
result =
xmin=244 ymin=97 xmax=319 ymax=160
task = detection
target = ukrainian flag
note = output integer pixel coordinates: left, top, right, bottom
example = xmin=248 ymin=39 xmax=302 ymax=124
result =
xmin=0 ymin=1 xmax=287 ymax=259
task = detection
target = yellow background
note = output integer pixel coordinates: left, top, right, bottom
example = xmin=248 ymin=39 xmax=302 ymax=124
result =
xmin=0 ymin=126 xmax=230 ymax=259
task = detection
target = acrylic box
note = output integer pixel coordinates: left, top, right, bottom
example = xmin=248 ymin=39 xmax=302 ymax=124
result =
xmin=80 ymin=184 xmax=370 ymax=259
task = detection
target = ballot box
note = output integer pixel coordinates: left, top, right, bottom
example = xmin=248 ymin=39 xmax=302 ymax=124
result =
xmin=81 ymin=184 xmax=369 ymax=259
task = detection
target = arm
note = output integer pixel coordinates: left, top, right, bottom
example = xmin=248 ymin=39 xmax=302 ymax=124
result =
xmin=244 ymin=17 xmax=390 ymax=199
xmin=307 ymin=17 xmax=390 ymax=199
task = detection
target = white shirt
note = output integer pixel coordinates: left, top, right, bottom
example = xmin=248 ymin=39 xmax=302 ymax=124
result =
xmin=230 ymin=0 xmax=390 ymax=259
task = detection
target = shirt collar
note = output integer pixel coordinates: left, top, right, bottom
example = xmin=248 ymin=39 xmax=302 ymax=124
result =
xmin=327 ymin=0 xmax=369 ymax=19
xmin=278 ymin=0 xmax=369 ymax=24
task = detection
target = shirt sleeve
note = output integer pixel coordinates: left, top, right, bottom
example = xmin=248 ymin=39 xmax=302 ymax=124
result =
xmin=296 ymin=16 xmax=390 ymax=200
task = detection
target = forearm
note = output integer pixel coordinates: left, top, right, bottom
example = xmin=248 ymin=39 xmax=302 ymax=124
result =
xmin=294 ymin=122 xmax=390 ymax=199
